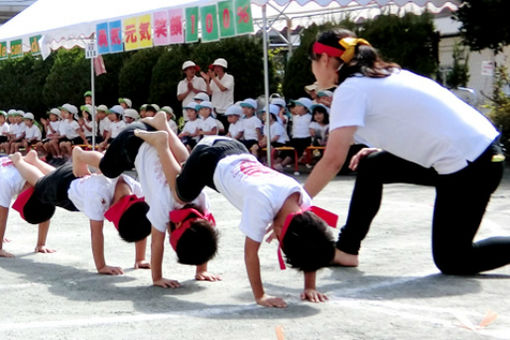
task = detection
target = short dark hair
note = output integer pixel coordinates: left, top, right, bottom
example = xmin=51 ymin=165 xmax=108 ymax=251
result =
xmin=175 ymin=219 xmax=218 ymax=265
xmin=312 ymin=106 xmax=329 ymax=125
xmin=23 ymin=196 xmax=56 ymax=224
xmin=117 ymin=201 xmax=151 ymax=242
xmin=145 ymin=105 xmax=157 ymax=114
xmin=282 ymin=211 xmax=335 ymax=272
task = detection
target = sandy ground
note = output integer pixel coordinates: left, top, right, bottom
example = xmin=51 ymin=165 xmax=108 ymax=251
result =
xmin=0 ymin=169 xmax=509 ymax=339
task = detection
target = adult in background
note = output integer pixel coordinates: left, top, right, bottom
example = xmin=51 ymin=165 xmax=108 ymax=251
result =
xmin=177 ymin=61 xmax=207 ymax=121
xmin=201 ymin=58 xmax=234 ymax=130
xmin=304 ymin=29 xmax=510 ymax=275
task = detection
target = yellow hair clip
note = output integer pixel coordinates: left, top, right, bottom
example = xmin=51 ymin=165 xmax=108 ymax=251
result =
xmin=338 ymin=37 xmax=371 ymax=63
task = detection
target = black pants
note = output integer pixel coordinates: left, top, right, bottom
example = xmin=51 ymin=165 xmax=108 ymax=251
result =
xmin=337 ymin=142 xmax=510 ymax=274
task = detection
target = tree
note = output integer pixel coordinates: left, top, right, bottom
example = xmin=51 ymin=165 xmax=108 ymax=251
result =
xmin=454 ymin=0 xmax=510 ymax=53
xmin=94 ymin=52 xmax=133 ymax=106
xmin=446 ymin=42 xmax=470 ymax=89
xmin=43 ymin=48 xmax=89 ymax=108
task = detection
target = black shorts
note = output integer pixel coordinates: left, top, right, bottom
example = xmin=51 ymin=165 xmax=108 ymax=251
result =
xmin=242 ymin=139 xmax=259 ymax=150
xmin=59 ymin=136 xmax=83 ymax=145
xmin=176 ymin=137 xmax=248 ymax=202
xmin=99 ymin=121 xmax=155 ymax=178
xmin=32 ymin=163 xmax=78 ymax=211
xmin=0 ymin=136 xmax=7 ymax=143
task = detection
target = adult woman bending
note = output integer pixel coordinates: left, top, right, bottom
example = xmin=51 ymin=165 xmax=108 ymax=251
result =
xmin=304 ymin=29 xmax=510 ymax=275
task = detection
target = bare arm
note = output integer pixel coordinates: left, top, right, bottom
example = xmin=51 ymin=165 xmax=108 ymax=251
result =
xmin=0 ymin=206 xmax=14 ymax=257
xmin=35 ymin=220 xmax=56 ymax=253
xmin=301 ymin=271 xmax=328 ymax=303
xmin=304 ymin=126 xmax=357 ymax=198
xmin=90 ymin=220 xmax=123 ymax=275
xmin=134 ymin=238 xmax=150 ymax=269
xmin=151 ymin=226 xmax=180 ymax=288
xmin=244 ymin=237 xmax=287 ymax=308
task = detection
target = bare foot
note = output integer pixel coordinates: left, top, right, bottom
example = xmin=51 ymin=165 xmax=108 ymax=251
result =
xmin=8 ymin=152 xmax=22 ymax=163
xmin=134 ymin=129 xmax=168 ymax=149
xmin=24 ymin=149 xmax=38 ymax=164
xmin=331 ymin=249 xmax=359 ymax=267
xmin=141 ymin=112 xmax=168 ymax=131
xmin=72 ymin=147 xmax=91 ymax=177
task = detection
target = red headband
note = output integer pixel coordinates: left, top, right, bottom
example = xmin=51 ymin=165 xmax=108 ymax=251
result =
xmin=278 ymin=206 xmax=338 ymax=270
xmin=312 ymin=41 xmax=344 ymax=59
xmin=169 ymin=208 xmax=216 ymax=251
xmin=1 ymin=159 xmax=13 ymax=167
xmin=12 ymin=187 xmax=35 ymax=221
xmin=104 ymin=194 xmax=146 ymax=230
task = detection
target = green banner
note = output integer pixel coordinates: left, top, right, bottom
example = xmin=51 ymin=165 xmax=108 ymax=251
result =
xmin=200 ymin=5 xmax=219 ymax=42
xmin=185 ymin=7 xmax=199 ymax=43
xmin=10 ymin=39 xmax=23 ymax=58
xmin=218 ymin=1 xmax=235 ymax=38
xmin=234 ymin=0 xmax=253 ymax=35
xmin=0 ymin=42 xmax=7 ymax=60
xmin=29 ymin=35 xmax=41 ymax=55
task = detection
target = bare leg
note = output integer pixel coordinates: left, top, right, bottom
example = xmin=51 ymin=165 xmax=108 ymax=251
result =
xmin=134 ymin=130 xmax=183 ymax=203
xmin=142 ymin=112 xmax=189 ymax=164
xmin=72 ymin=146 xmax=102 ymax=177
xmin=9 ymin=152 xmax=45 ymax=186
xmin=24 ymin=150 xmax=55 ymax=175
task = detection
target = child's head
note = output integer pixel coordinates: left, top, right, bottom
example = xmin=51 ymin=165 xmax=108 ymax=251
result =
xmin=60 ymin=104 xmax=78 ymax=121
xmin=96 ymin=105 xmax=108 ymax=120
xmin=12 ymin=187 xmax=56 ymax=224
xmin=14 ymin=111 xmax=24 ymax=123
xmin=0 ymin=111 xmax=6 ymax=123
xmin=193 ymin=92 xmax=210 ymax=103
xmin=240 ymin=98 xmax=257 ymax=117
xmin=83 ymin=91 xmax=92 ymax=105
xmin=7 ymin=110 xmax=16 ymax=123
xmin=160 ymin=106 xmax=175 ymax=122
xmin=118 ymin=97 xmax=132 ymax=110
xmin=225 ymin=104 xmax=242 ymax=124
xmin=280 ymin=210 xmax=336 ymax=272
xmin=80 ymin=105 xmax=93 ymax=121
xmin=23 ymin=112 xmax=35 ymax=126
xmin=144 ymin=104 xmax=159 ymax=117
xmin=169 ymin=205 xmax=218 ymax=265
xmin=104 ymin=194 xmax=151 ymax=242
xmin=196 ymin=101 xmax=213 ymax=119
xmin=310 ymin=104 xmax=330 ymax=124
xmin=317 ymin=90 xmax=333 ymax=107
xmin=184 ymin=102 xmax=198 ymax=120
xmin=108 ymin=105 xmax=124 ymax=122
xmin=290 ymin=97 xmax=312 ymax=116
xmin=47 ymin=108 xmax=61 ymax=121
xmin=123 ymin=109 xmax=139 ymax=124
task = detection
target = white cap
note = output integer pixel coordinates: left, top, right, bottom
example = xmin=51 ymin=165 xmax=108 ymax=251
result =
xmin=290 ymin=97 xmax=313 ymax=112
xmin=212 ymin=58 xmax=228 ymax=69
xmin=48 ymin=108 xmax=61 ymax=118
xmin=60 ymin=103 xmax=78 ymax=115
xmin=7 ymin=109 xmax=17 ymax=116
xmin=196 ymin=101 xmax=213 ymax=110
xmin=310 ymin=103 xmax=330 ymax=114
xmin=23 ymin=112 xmax=35 ymax=120
xmin=124 ymin=108 xmax=139 ymax=120
xmin=240 ymin=98 xmax=257 ymax=110
xmin=270 ymin=98 xmax=286 ymax=108
xmin=193 ymin=92 xmax=210 ymax=102
xmin=108 ymin=105 xmax=124 ymax=116
xmin=96 ymin=104 xmax=108 ymax=112
xmin=160 ymin=106 xmax=175 ymax=117
xmin=182 ymin=60 xmax=197 ymax=70
xmin=183 ymin=102 xmax=198 ymax=111
xmin=119 ymin=98 xmax=132 ymax=108
xmin=225 ymin=105 xmax=243 ymax=116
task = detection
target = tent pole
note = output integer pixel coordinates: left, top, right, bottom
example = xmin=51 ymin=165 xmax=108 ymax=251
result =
xmin=90 ymin=53 xmax=96 ymax=150
xmin=262 ymin=4 xmax=271 ymax=167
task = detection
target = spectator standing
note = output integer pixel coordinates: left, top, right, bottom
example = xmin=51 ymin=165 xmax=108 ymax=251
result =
xmin=202 ymin=58 xmax=234 ymax=129
xmin=177 ymin=61 xmax=207 ymax=120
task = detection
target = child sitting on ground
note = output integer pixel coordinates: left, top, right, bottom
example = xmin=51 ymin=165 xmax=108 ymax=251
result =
xmin=225 ymin=105 xmax=244 ymax=141
xmin=38 ymin=108 xmax=62 ymax=159
xmin=178 ymin=102 xmax=200 ymax=151
xmin=133 ymin=131 xmax=337 ymax=308
xmin=0 ymin=153 xmax=54 ymax=258
xmin=98 ymin=105 xmax=126 ymax=151
xmin=9 ymin=151 xmax=151 ymax=274
xmin=196 ymin=101 xmax=218 ymax=140
xmin=0 ymin=111 xmax=10 ymax=149
xmin=54 ymin=104 xmax=87 ymax=159
xmin=240 ymin=98 xmax=262 ymax=153
xmin=72 ymin=113 xmax=220 ymax=287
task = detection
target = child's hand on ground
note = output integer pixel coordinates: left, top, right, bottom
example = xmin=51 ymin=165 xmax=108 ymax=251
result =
xmin=195 ymin=271 xmax=222 ymax=282
xmin=134 ymin=260 xmax=150 ymax=269
xmin=0 ymin=249 xmax=14 ymax=258
xmin=256 ymin=294 xmax=287 ymax=308
xmin=153 ymin=278 xmax=181 ymax=288
xmin=98 ymin=265 xmax=124 ymax=275
xmin=300 ymin=289 xmax=328 ymax=303
xmin=34 ymin=245 xmax=56 ymax=254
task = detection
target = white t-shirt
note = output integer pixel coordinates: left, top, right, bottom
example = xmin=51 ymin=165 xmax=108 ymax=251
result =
xmin=198 ymin=116 xmax=217 ymax=135
xmin=0 ymin=158 xmax=26 ymax=208
xmin=98 ymin=117 xmax=111 ymax=137
xmin=213 ymin=153 xmax=311 ymax=242
xmin=59 ymin=119 xmax=80 ymax=139
xmin=309 ymin=122 xmax=329 ymax=145
xmin=330 ymin=70 xmax=499 ymax=174
xmin=291 ymin=114 xmax=312 ymax=138
xmin=134 ymin=142 xmax=209 ymax=232
xmin=0 ymin=122 xmax=10 ymax=136
xmin=67 ymin=174 xmax=142 ymax=221
xmin=168 ymin=119 xmax=178 ymax=134
xmin=242 ymin=116 xmax=262 ymax=141
xmin=228 ymin=120 xmax=244 ymax=139
xmin=264 ymin=121 xmax=287 ymax=144
xmin=24 ymin=125 xmax=42 ymax=141
xmin=210 ymin=73 xmax=234 ymax=114
xmin=177 ymin=76 xmax=207 ymax=119
xmin=181 ymin=119 xmax=200 ymax=142
xmin=82 ymin=120 xmax=95 ymax=137
xmin=46 ymin=120 xmax=60 ymax=137
xmin=11 ymin=123 xmax=25 ymax=139
xmin=108 ymin=120 xmax=126 ymax=139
